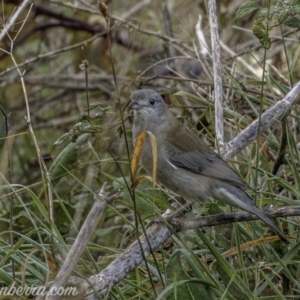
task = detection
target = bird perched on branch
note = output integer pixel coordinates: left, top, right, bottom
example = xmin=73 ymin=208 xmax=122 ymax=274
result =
xmin=130 ymin=89 xmax=288 ymax=243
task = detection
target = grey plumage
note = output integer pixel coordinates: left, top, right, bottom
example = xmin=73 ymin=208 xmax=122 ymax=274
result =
xmin=130 ymin=89 xmax=288 ymax=243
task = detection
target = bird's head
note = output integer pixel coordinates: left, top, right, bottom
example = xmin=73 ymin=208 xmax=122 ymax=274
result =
xmin=130 ymin=89 xmax=168 ymax=124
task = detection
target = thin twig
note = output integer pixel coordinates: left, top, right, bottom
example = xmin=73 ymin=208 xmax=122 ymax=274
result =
xmin=162 ymin=3 xmax=176 ymax=59
xmin=208 ymin=0 xmax=224 ymax=148
xmin=0 ymin=28 xmax=114 ymax=78
xmin=0 ymin=0 xmax=31 ymax=42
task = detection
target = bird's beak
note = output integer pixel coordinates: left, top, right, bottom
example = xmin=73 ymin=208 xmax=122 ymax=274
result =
xmin=129 ymin=101 xmax=139 ymax=110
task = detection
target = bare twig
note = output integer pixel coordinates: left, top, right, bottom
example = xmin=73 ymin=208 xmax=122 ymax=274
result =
xmin=195 ymin=15 xmax=211 ymax=57
xmin=0 ymin=0 xmax=30 ymax=42
xmin=173 ymin=206 xmax=300 ymax=231
xmin=0 ymin=28 xmax=114 ymax=78
xmin=0 ymin=2 xmax=145 ymax=60
xmin=162 ymin=3 xmax=176 ymax=59
xmin=223 ymin=81 xmax=300 ymax=160
xmin=208 ymin=0 xmax=224 ymax=148
xmin=45 ymin=184 xmax=110 ymax=300
xmin=85 ymin=223 xmax=172 ymax=299
xmin=121 ymin=0 xmax=151 ymax=19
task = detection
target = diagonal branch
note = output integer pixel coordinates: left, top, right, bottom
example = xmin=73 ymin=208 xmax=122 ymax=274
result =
xmin=82 ymin=205 xmax=299 ymax=299
xmin=222 ymin=81 xmax=300 ymax=160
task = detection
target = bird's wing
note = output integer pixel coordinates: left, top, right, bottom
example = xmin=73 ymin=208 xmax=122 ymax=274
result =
xmin=169 ymin=151 xmax=250 ymax=190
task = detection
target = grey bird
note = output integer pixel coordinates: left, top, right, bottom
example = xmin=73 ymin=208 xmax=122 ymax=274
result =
xmin=130 ymin=89 xmax=288 ymax=243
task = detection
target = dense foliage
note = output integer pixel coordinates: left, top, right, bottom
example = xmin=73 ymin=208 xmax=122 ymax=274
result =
xmin=0 ymin=0 xmax=299 ymax=299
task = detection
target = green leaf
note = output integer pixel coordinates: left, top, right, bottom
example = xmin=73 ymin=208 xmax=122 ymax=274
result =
xmin=292 ymin=2 xmax=300 ymax=14
xmin=50 ymin=133 xmax=90 ymax=180
xmin=255 ymin=8 xmax=270 ymax=19
xmin=235 ymin=0 xmax=259 ymax=21
xmin=284 ymin=16 xmax=300 ymax=28
xmin=260 ymin=34 xmax=271 ymax=48
xmin=277 ymin=9 xmax=289 ymax=24
xmin=53 ymin=132 xmax=71 ymax=146
xmin=253 ymin=26 xmax=265 ymax=40
xmin=253 ymin=19 xmax=272 ymax=49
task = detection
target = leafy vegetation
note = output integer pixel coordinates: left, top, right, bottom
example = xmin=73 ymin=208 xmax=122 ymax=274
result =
xmin=0 ymin=0 xmax=299 ymax=299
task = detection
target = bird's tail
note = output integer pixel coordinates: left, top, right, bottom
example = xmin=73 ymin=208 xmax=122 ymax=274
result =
xmin=214 ymin=184 xmax=289 ymax=243
xmin=250 ymin=206 xmax=289 ymax=243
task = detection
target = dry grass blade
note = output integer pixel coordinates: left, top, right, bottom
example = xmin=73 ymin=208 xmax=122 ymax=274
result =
xmin=131 ymin=131 xmax=157 ymax=189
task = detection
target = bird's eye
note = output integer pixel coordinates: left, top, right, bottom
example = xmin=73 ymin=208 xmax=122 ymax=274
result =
xmin=149 ymin=99 xmax=156 ymax=106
